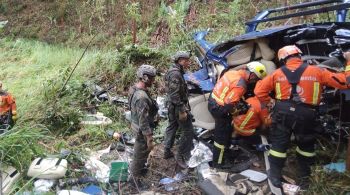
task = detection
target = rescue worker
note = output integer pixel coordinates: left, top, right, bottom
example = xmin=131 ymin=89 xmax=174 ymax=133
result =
xmin=254 ymin=45 xmax=350 ymax=188
xmin=208 ymin=61 xmax=267 ymax=169
xmin=232 ymin=96 xmax=271 ymax=137
xmin=128 ymin=65 xmax=158 ymax=189
xmin=163 ymin=51 xmax=194 ymax=169
xmin=0 ymin=81 xmax=17 ymax=129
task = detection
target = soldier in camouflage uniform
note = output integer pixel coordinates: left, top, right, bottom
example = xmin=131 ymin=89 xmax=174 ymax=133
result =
xmin=163 ymin=51 xmax=194 ymax=168
xmin=128 ymin=65 xmax=158 ymax=189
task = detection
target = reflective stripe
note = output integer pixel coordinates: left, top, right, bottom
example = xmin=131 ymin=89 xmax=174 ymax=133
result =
xmin=346 ymin=65 xmax=350 ymax=72
xmin=296 ymin=146 xmax=316 ymax=157
xmin=236 ymin=127 xmax=255 ymax=134
xmin=220 ymin=87 xmax=229 ymax=99
xmin=269 ymin=149 xmax=287 ymax=158
xmin=312 ymin=82 xmax=319 ymax=105
xmin=214 ymin=142 xmax=225 ymax=164
xmin=275 ymin=83 xmax=281 ymax=100
xmin=212 ymin=93 xmax=224 ymax=105
xmin=227 ymin=91 xmax=235 ymax=100
xmin=239 ymin=111 xmax=254 ymax=129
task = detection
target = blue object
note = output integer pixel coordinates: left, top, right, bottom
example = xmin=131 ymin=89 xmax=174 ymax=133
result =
xmin=184 ymin=70 xmax=214 ymax=91
xmin=324 ymin=162 xmax=346 ymax=173
xmin=159 ymin=177 xmax=176 ymax=185
xmin=256 ymin=144 xmax=271 ymax=152
xmin=82 ymin=185 xmax=103 ymax=195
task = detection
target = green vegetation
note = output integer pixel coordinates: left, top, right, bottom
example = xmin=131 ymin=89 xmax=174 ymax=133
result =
xmin=0 ymin=0 xmax=349 ymax=193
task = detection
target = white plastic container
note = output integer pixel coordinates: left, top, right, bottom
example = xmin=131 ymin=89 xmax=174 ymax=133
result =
xmin=240 ymin=169 xmax=267 ymax=182
xmin=27 ymin=158 xmax=68 ymax=179
xmin=80 ymin=112 xmax=113 ymax=125
xmin=2 ymin=165 xmax=20 ymax=195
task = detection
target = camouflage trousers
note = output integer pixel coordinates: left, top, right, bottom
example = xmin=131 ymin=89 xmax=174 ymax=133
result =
xmin=164 ymin=103 xmax=194 ymax=160
xmin=130 ymin=132 xmax=150 ymax=178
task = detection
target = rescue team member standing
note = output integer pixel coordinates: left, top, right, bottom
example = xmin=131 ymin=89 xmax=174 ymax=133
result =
xmin=0 ymin=81 xmax=17 ymax=128
xmin=254 ymin=45 xmax=350 ymax=188
xmin=163 ymin=51 xmax=194 ymax=169
xmin=128 ymin=65 xmax=158 ymax=189
xmin=232 ymin=96 xmax=271 ymax=137
xmin=208 ymin=61 xmax=267 ymax=169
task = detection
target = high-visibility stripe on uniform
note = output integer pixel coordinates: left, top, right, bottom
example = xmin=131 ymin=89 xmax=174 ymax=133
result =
xmin=275 ymin=83 xmax=281 ymax=100
xmin=346 ymin=65 xmax=350 ymax=72
xmin=220 ymin=87 xmax=229 ymax=99
xmin=239 ymin=111 xmax=254 ymax=129
xmin=214 ymin=142 xmax=225 ymax=164
xmin=312 ymin=82 xmax=320 ymax=105
xmin=296 ymin=146 xmax=316 ymax=157
xmin=227 ymin=91 xmax=235 ymax=100
xmin=269 ymin=149 xmax=287 ymax=158
xmin=235 ymin=127 xmax=255 ymax=134
xmin=212 ymin=93 xmax=224 ymax=105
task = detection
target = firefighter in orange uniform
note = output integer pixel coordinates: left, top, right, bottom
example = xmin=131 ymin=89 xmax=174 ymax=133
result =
xmin=232 ymin=96 xmax=271 ymax=137
xmin=0 ymin=81 xmax=17 ymax=128
xmin=254 ymin=45 xmax=350 ymax=188
xmin=208 ymin=61 xmax=267 ymax=169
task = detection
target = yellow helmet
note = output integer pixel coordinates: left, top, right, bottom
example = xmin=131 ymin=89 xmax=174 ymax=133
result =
xmin=246 ymin=61 xmax=267 ymax=79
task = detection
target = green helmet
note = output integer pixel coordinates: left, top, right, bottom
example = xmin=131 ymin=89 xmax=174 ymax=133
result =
xmin=137 ymin=64 xmax=157 ymax=79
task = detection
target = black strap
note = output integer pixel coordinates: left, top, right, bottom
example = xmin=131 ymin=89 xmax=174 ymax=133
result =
xmin=280 ymin=62 xmax=308 ymax=102
xmin=36 ymin=158 xmax=43 ymax=165
xmin=56 ymin=158 xmax=63 ymax=166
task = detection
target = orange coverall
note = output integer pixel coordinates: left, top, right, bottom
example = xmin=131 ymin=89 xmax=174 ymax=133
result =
xmin=232 ymin=96 xmax=271 ymax=136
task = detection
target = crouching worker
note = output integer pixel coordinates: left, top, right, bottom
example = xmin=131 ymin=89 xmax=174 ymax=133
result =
xmin=232 ymin=96 xmax=271 ymax=138
xmin=128 ymin=65 xmax=158 ymax=190
xmin=0 ymin=81 xmax=17 ymax=129
xmin=208 ymin=61 xmax=267 ymax=169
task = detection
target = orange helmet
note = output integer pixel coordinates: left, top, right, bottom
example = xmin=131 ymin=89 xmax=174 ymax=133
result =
xmin=277 ymin=45 xmax=302 ymax=61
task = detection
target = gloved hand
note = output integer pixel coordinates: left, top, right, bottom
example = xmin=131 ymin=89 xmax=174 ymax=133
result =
xmin=236 ymin=100 xmax=250 ymax=115
xmin=12 ymin=114 xmax=17 ymax=122
xmin=178 ymin=111 xmax=188 ymax=121
xmin=145 ymin=134 xmax=154 ymax=151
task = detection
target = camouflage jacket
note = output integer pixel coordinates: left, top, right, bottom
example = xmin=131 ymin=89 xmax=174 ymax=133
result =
xmin=164 ymin=63 xmax=189 ymax=112
xmin=128 ymin=85 xmax=158 ymax=135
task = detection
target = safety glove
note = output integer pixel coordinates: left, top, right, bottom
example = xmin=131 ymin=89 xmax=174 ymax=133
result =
xmin=236 ymin=99 xmax=250 ymax=115
xmin=12 ymin=113 xmax=17 ymax=122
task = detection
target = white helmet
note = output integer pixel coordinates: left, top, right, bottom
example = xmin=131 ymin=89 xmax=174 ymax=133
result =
xmin=246 ymin=61 xmax=267 ymax=79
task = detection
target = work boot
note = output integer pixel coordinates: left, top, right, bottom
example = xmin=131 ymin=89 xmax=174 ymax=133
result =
xmin=212 ymin=142 xmax=232 ymax=169
xmin=267 ymin=169 xmax=282 ymax=188
xmin=163 ymin=148 xmax=174 ymax=159
xmin=176 ymin=156 xmax=188 ymax=169
xmin=267 ymin=155 xmax=285 ymax=188
xmin=296 ymin=153 xmax=315 ymax=190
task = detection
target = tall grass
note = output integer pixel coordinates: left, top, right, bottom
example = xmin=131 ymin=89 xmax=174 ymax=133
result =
xmin=0 ymin=38 xmax=117 ymax=122
xmin=0 ymin=38 xmax=119 ymax=171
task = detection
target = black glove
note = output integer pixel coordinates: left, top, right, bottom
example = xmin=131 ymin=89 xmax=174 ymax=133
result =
xmin=236 ymin=99 xmax=250 ymax=115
